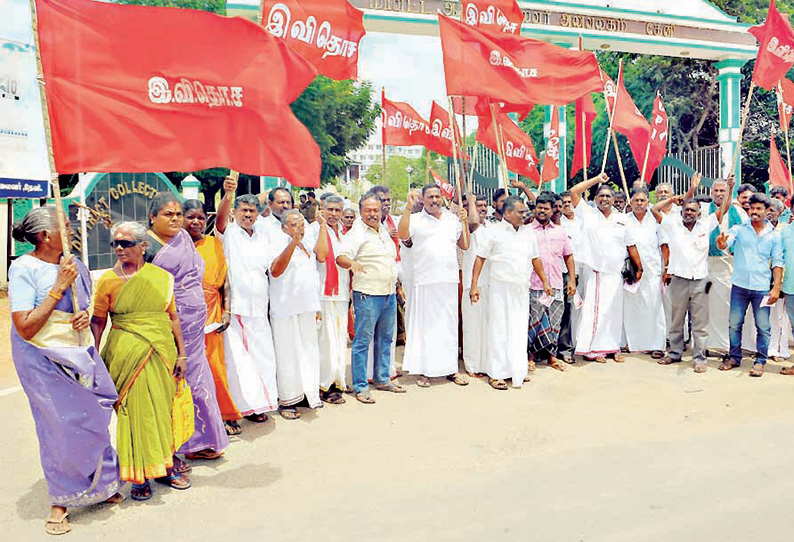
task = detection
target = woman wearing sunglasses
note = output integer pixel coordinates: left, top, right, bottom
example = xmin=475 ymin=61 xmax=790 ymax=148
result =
xmin=91 ymin=221 xmax=189 ymax=501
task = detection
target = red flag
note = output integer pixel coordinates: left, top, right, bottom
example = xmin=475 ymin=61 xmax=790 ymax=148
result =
xmin=749 ymin=0 xmax=794 ymax=90
xmin=439 ymin=14 xmax=602 ymax=107
xmin=643 ymin=92 xmax=669 ymax=183
xmin=462 ymin=0 xmax=524 ymax=34
xmin=381 ymin=92 xmax=431 ymax=147
xmin=261 ymin=0 xmax=365 ymax=80
xmin=476 ymin=110 xmax=540 ymax=183
xmin=770 ymin=130 xmax=791 ymax=190
xmin=35 ymin=0 xmax=321 ymax=186
xmin=427 ymin=102 xmax=460 ymax=158
xmin=602 ymin=65 xmax=650 ymax=172
xmin=778 ymin=78 xmax=794 ymax=130
xmin=541 ymin=106 xmax=560 ymax=183
xmin=430 ymin=169 xmax=456 ymax=199
xmin=571 ymin=93 xmax=597 ymax=178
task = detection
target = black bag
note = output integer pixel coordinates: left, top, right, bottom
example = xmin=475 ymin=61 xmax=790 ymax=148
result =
xmin=622 ymin=255 xmax=639 ymax=285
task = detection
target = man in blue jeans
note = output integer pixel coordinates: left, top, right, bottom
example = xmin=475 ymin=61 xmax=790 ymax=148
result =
xmin=716 ymin=193 xmax=784 ymax=377
xmin=337 ymin=192 xmax=406 ymax=403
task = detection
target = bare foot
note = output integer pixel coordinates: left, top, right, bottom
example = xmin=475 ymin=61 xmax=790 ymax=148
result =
xmin=104 ymin=492 xmax=125 ymax=505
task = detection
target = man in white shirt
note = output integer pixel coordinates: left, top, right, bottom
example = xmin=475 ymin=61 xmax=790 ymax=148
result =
xmin=398 ymin=184 xmax=470 ymax=388
xmin=269 ymin=210 xmax=326 ymax=419
xmin=257 ymin=187 xmax=293 ymax=238
xmin=557 ymin=191 xmax=582 ymax=363
xmin=316 ymin=195 xmax=351 ymax=404
xmin=461 ymin=194 xmax=490 ymax=376
xmin=215 ymin=179 xmax=278 ymax=424
xmin=470 ymin=196 xmax=552 ymax=389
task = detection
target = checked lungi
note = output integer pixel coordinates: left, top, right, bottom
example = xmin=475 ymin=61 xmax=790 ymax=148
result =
xmin=528 ymin=289 xmax=565 ymax=357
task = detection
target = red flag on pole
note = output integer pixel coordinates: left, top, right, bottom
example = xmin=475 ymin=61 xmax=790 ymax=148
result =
xmin=778 ymin=78 xmax=794 ymax=130
xmin=462 ymin=0 xmax=524 ymax=34
xmin=427 ymin=102 xmax=461 ymax=158
xmin=541 ymin=106 xmax=560 ymax=184
xmin=382 ymin=94 xmax=431 ymax=147
xmin=439 ymin=14 xmax=602 ymax=107
xmin=35 ymin=0 xmax=321 ymax=186
xmin=602 ymin=68 xmax=650 ymax=172
xmin=430 ymin=169 xmax=456 ymax=199
xmin=571 ymin=93 xmax=597 ymax=178
xmin=770 ymin=130 xmax=791 ymax=189
xmin=476 ymin=111 xmax=540 ymax=183
xmin=643 ymin=92 xmax=669 ymax=182
xmin=749 ymin=0 xmax=794 ymax=90
xmin=261 ymin=0 xmax=366 ymax=80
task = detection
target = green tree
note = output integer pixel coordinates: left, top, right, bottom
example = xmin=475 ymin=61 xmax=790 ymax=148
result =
xmin=364 ymin=151 xmax=436 ymax=203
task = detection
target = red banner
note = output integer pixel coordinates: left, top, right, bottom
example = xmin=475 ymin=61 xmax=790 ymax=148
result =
xmin=439 ymin=14 xmax=602 ymax=107
xmin=778 ymin=78 xmax=794 ymax=130
xmin=262 ymin=0 xmax=365 ymax=80
xmin=541 ymin=106 xmax=560 ymax=183
xmin=571 ymin=93 xmax=597 ymax=178
xmin=427 ymin=102 xmax=461 ymax=158
xmin=382 ymin=92 xmax=431 ymax=147
xmin=476 ymin=110 xmax=540 ymax=183
xmin=35 ymin=0 xmax=321 ymax=186
xmin=431 ymin=169 xmax=456 ymax=199
xmin=602 ymin=66 xmax=650 ymax=172
xmin=643 ymin=92 xmax=669 ymax=183
xmin=749 ymin=0 xmax=794 ymax=90
xmin=770 ymin=129 xmax=791 ymax=190
xmin=462 ymin=1 xmax=524 ymax=34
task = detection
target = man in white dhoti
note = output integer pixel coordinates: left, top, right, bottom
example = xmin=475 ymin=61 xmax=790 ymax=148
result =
xmin=470 ymin=196 xmax=551 ymax=389
xmin=557 ymin=191 xmax=583 ymax=364
xmin=398 ymin=184 xmax=470 ymax=388
xmin=570 ymin=173 xmax=643 ymax=363
xmin=269 ymin=210 xmax=326 ymax=419
xmin=461 ymin=194 xmax=490 ymax=376
xmin=215 ymin=181 xmax=279 ymax=425
xmin=623 ymin=186 xmax=668 ymax=357
xmin=315 ymin=196 xmax=351 ymax=404
xmin=767 ymin=200 xmax=791 ymax=361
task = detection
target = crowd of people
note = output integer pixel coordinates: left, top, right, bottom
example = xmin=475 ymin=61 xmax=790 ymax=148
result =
xmin=9 ymin=170 xmax=794 ymax=534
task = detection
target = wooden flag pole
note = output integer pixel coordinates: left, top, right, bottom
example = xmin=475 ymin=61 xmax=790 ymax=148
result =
xmin=449 ymin=103 xmax=467 ymax=197
xmin=729 ymin=81 xmax=755 ymax=178
xmin=468 ymin=142 xmax=480 ymax=194
xmin=490 ymin=103 xmax=510 ymax=192
xmin=640 ymin=140 xmax=652 ymax=184
xmin=611 ymin=131 xmax=631 ymax=198
xmin=424 ymin=149 xmax=431 ymax=185
xmin=461 ymin=97 xmax=469 ymax=193
xmin=779 ymin=83 xmax=794 ymax=193
xmin=381 ymin=87 xmax=388 ymax=185
xmin=447 ymin=97 xmax=465 ymax=207
xmin=600 ymin=62 xmax=623 ymax=175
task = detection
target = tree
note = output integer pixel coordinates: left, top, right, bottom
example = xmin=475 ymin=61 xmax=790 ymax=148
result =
xmin=363 ymin=151 xmax=436 ymax=203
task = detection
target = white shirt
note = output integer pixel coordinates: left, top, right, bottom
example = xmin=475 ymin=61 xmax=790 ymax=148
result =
xmin=477 ymin=221 xmax=539 ymax=286
xmin=560 ymin=214 xmax=584 ymax=270
xmin=661 ymin=213 xmax=719 ymax=280
xmin=218 ymin=222 xmax=271 ymax=318
xmin=338 ymin=218 xmax=398 ymax=295
xmin=268 ymin=230 xmax=321 ymax=318
xmin=626 ymin=210 xmax=667 ymax=277
xmin=574 ymin=200 xmax=630 ymax=274
xmin=462 ymin=223 xmax=490 ymax=290
xmin=318 ymin=226 xmax=350 ymax=302
xmin=407 ymin=209 xmax=463 ymax=286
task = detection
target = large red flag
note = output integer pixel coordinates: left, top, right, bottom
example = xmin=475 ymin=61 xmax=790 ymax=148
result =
xmin=476 ymin=110 xmax=540 ymax=183
xmin=541 ymin=106 xmax=560 ymax=183
xmin=749 ymin=0 xmax=794 ymax=90
xmin=770 ymin=129 xmax=791 ymax=190
xmin=571 ymin=93 xmax=597 ymax=178
xmin=35 ymin=0 xmax=321 ymax=186
xmin=431 ymin=169 xmax=456 ymax=199
xmin=778 ymin=78 xmax=794 ymax=130
xmin=462 ymin=1 xmax=524 ymax=34
xmin=427 ymin=102 xmax=460 ymax=158
xmin=439 ymin=14 xmax=602 ymax=107
xmin=382 ymin=93 xmax=431 ymax=147
xmin=642 ymin=92 xmax=669 ymax=183
xmin=602 ymin=66 xmax=650 ymax=172
xmin=262 ymin=0 xmax=365 ymax=81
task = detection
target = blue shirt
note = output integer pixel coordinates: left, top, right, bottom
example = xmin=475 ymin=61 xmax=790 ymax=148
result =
xmin=780 ymin=223 xmax=794 ymax=294
xmin=725 ymin=221 xmax=784 ymax=291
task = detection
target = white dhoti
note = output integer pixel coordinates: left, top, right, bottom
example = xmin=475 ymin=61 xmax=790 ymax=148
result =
xmin=483 ymin=281 xmax=528 ymax=387
xmin=403 ymin=282 xmax=459 ymax=377
xmin=223 ymin=314 xmax=279 ymax=415
xmin=768 ymin=298 xmax=791 ymax=359
xmin=707 ymin=256 xmax=732 ymax=350
xmin=462 ymin=285 xmax=489 ymax=374
xmin=623 ymin=273 xmax=666 ymax=352
xmin=271 ymin=312 xmax=322 ymax=408
xmin=318 ymin=300 xmax=349 ymax=391
xmin=575 ymin=271 xmax=623 ymax=358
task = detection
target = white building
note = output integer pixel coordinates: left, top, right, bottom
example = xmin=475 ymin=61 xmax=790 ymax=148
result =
xmin=348 ymin=127 xmax=424 ymax=177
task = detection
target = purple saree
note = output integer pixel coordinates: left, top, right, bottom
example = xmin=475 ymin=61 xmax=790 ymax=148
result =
xmin=147 ymin=229 xmax=229 ymax=453
xmin=9 ymin=256 xmax=119 ymax=507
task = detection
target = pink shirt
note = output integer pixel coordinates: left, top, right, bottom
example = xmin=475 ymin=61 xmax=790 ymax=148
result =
xmin=529 ymin=220 xmax=572 ymax=291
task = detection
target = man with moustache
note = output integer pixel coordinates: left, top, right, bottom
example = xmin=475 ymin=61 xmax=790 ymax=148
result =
xmin=557 ymin=191 xmax=583 ymax=364
xmin=489 ymin=188 xmax=507 ymax=222
xmin=461 ymin=194 xmax=491 ymax=376
xmin=259 ymin=187 xmax=294 ymax=239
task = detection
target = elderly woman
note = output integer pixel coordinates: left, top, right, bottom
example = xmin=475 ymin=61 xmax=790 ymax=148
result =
xmin=91 ymin=221 xmax=189 ymax=500
xmin=144 ymin=193 xmax=229 ymax=464
xmin=9 ymin=207 xmax=121 ymax=535
xmin=183 ymin=199 xmax=242 ymax=435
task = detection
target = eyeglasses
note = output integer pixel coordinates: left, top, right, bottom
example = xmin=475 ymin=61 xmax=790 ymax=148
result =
xmin=110 ymin=239 xmax=140 ymax=249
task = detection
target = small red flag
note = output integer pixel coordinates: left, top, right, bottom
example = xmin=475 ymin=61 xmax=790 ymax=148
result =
xmin=571 ymin=93 xmax=597 ymax=178
xmin=439 ymin=14 xmax=602 ymax=107
xmin=261 ymin=0 xmax=366 ymax=80
xmin=36 ymin=0 xmax=321 ymax=186
xmin=602 ymin=65 xmax=650 ymax=172
xmin=381 ymin=92 xmax=431 ymax=147
xmin=541 ymin=106 xmax=560 ymax=184
xmin=749 ymin=0 xmax=794 ymax=90
xmin=476 ymin=110 xmax=540 ymax=183
xmin=430 ymin=169 xmax=456 ymax=199
xmin=462 ymin=0 xmax=524 ymax=34
xmin=427 ymin=102 xmax=461 ymax=158
xmin=770 ymin=129 xmax=791 ymax=190
xmin=643 ymin=92 xmax=669 ymax=183
xmin=778 ymin=78 xmax=794 ymax=130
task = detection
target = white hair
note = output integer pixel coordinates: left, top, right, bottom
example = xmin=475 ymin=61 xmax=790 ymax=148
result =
xmin=111 ymin=221 xmax=147 ymax=242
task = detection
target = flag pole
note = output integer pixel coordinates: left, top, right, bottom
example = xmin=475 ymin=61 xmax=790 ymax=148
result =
xmin=640 ymin=140 xmax=652 ymax=184
xmin=381 ymin=87 xmax=388 ymax=185
xmin=578 ymin=36 xmax=588 ymax=192
xmin=600 ymin=61 xmax=623 ymax=175
xmin=468 ymin=142 xmax=479 ymax=194
xmin=450 ymin=102 xmax=466 ymax=197
xmin=424 ymin=148 xmax=431 ymax=185
xmin=611 ymin=131 xmax=630 ymax=198
xmin=779 ymin=82 xmax=794 ymax=192
xmin=447 ymin=98 xmax=464 ymax=207
xmin=461 ymin=97 xmax=469 ymax=193
xmin=490 ymin=103 xmax=510 ymax=193
xmin=29 ymin=0 xmax=82 ymax=322
xmin=729 ymin=81 xmax=755 ymax=178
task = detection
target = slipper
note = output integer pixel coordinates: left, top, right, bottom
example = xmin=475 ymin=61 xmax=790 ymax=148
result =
xmin=446 ymin=374 xmax=469 ymax=386
xmin=224 ymin=420 xmax=242 ymax=436
xmin=172 ymin=456 xmax=191 ymax=475
xmin=548 ymin=359 xmax=566 ymax=372
xmin=244 ymin=413 xmax=269 ymax=424
xmin=321 ymin=392 xmax=347 ymax=404
xmin=527 ymin=360 xmax=537 ymax=372
xmin=185 ymin=449 xmax=224 ymax=461
xmin=155 ymin=473 xmax=191 ymax=490
xmin=781 ymin=366 xmax=794 ymax=375
xmin=650 ymin=351 xmax=665 ymax=359
xmin=130 ymin=482 xmax=153 ymax=502
xmin=523 ymin=374 xmax=531 ymax=383
xmin=356 ymin=391 xmax=376 ymax=404
xmin=718 ymin=360 xmax=740 ymax=371
xmin=749 ymin=362 xmax=765 ymax=377
xmin=103 ymin=493 xmax=125 ymax=505
xmin=561 ymin=355 xmax=575 ymax=364
xmin=416 ymin=376 xmax=431 ymax=388
xmin=589 ymin=356 xmax=607 ymax=363
xmin=658 ymin=356 xmax=681 ymax=365
xmin=45 ymin=513 xmax=70 ymax=535
xmin=488 ymin=378 xmax=508 ymax=390
xmin=279 ymin=407 xmax=301 ymax=420
xmin=374 ymin=382 xmax=406 ymax=393
xmin=613 ymin=353 xmax=626 ymax=363
xmin=693 ymin=363 xmax=707 ymax=373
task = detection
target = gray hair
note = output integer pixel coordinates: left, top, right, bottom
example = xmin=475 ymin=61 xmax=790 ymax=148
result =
xmin=111 ymin=221 xmax=147 ymax=242
xmin=770 ymin=198 xmax=785 ymax=213
xmin=324 ymin=195 xmax=343 ymax=206
xmin=656 ymin=182 xmax=673 ymax=192
xmin=279 ymin=209 xmax=303 ymax=226
xmin=234 ymin=194 xmax=260 ymax=211
xmin=359 ymin=191 xmax=382 ymax=209
xmin=712 ymin=179 xmax=728 ymax=190
xmin=11 ymin=206 xmax=57 ymax=246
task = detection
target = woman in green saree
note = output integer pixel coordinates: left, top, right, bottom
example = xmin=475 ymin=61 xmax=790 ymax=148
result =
xmin=90 ymin=221 xmax=190 ymax=501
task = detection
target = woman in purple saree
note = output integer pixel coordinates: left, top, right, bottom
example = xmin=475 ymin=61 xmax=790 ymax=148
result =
xmin=9 ymin=207 xmax=121 ymax=535
xmin=144 ymin=193 xmax=229 ymax=466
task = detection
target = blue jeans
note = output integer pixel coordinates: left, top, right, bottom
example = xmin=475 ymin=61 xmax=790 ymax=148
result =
xmin=728 ymin=285 xmax=771 ymax=365
xmin=351 ymin=292 xmax=396 ymax=393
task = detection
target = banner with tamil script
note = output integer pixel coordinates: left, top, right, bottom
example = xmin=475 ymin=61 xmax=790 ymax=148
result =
xmin=0 ymin=0 xmax=51 ymax=198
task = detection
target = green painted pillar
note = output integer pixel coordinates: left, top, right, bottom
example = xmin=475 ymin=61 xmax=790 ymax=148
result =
xmin=544 ymin=104 xmax=568 ymax=193
xmin=716 ymin=59 xmax=747 ymax=189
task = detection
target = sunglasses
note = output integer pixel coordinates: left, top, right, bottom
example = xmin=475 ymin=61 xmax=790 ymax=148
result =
xmin=110 ymin=239 xmax=140 ymax=249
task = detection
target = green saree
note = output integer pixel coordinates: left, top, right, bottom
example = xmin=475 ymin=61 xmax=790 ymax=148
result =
xmin=102 ymin=263 xmax=177 ymax=484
